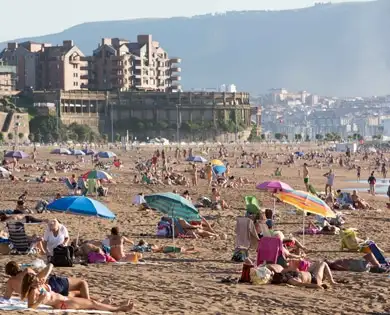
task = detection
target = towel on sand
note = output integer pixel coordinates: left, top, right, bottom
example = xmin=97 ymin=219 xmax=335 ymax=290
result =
xmin=0 ymin=298 xmax=112 ymax=313
xmin=235 ymin=217 xmax=259 ymax=250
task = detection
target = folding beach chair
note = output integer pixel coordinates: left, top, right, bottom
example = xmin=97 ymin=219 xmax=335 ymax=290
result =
xmin=368 ymin=242 xmax=389 ymax=266
xmin=6 ymin=222 xmax=38 ymax=255
xmin=64 ymin=178 xmax=76 ymax=195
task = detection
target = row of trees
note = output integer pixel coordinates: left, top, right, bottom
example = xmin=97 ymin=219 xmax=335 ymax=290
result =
xmin=29 ymin=116 xmax=101 ymax=143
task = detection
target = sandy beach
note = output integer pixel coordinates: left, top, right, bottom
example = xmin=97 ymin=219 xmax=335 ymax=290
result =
xmin=0 ymin=143 xmax=389 ymax=315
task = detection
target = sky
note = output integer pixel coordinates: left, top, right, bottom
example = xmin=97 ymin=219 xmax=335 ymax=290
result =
xmin=0 ymin=0 xmax=371 ymax=41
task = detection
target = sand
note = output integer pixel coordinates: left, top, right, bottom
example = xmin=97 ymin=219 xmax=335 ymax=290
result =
xmin=0 ymin=143 xmax=390 ymax=315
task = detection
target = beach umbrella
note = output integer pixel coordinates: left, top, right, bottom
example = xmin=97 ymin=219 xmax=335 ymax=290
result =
xmin=47 ymin=196 xmax=116 ymax=219
xmin=72 ymin=149 xmax=86 ymax=156
xmin=213 ymin=165 xmax=226 ymax=174
xmin=210 ymin=159 xmax=224 ymax=166
xmin=82 ymin=170 xmax=112 ymax=181
xmin=186 ymin=156 xmax=207 ymax=163
xmin=51 ymin=148 xmax=71 ymax=155
xmin=5 ymin=151 xmax=29 ymax=159
xmin=256 ymin=181 xmax=293 ymax=193
xmin=274 ymin=190 xmax=336 ymax=244
xmin=97 ymin=151 xmax=116 ymax=158
xmin=82 ymin=149 xmax=96 ymax=155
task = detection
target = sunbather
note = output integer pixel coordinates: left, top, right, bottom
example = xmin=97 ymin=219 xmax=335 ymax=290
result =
xmin=271 ymin=261 xmax=336 ymax=289
xmin=4 ymin=261 xmax=90 ymax=299
xmin=175 ymin=217 xmax=221 ymax=239
xmin=108 ymin=227 xmax=137 ymax=262
xmin=21 ymin=270 xmax=133 ymax=312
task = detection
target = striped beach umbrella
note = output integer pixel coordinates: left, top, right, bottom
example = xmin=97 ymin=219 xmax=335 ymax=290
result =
xmin=82 ymin=170 xmax=112 ymax=180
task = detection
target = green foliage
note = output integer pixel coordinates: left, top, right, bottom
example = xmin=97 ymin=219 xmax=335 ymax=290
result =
xmin=7 ymin=133 xmax=13 ymax=140
xmin=315 ymin=134 xmax=324 ymax=140
xmin=18 ymin=133 xmax=24 ymax=139
xmin=324 ymin=132 xmax=342 ymax=141
xmin=275 ymin=133 xmax=282 ymax=140
xmin=0 ymin=133 xmax=4 ymax=142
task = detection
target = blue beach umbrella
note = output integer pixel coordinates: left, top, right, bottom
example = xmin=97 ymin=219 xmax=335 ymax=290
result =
xmin=82 ymin=149 xmax=97 ymax=155
xmin=213 ymin=165 xmax=227 ymax=175
xmin=186 ymin=156 xmax=207 ymax=163
xmin=47 ymin=196 xmax=116 ymax=219
xmin=72 ymin=149 xmax=86 ymax=156
xmin=51 ymin=148 xmax=71 ymax=155
xmin=5 ymin=151 xmax=29 ymax=159
xmin=97 ymin=151 xmax=117 ymax=158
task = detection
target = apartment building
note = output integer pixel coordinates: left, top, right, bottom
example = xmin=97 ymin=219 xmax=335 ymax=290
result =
xmin=0 ymin=61 xmax=17 ymax=94
xmin=37 ymin=40 xmax=88 ymax=90
xmin=88 ymin=35 xmax=181 ymax=92
xmin=0 ymin=40 xmax=88 ymax=91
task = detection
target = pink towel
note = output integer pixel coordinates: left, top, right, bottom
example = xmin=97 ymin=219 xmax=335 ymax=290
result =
xmin=256 ymin=237 xmax=283 ymax=266
xmin=235 ymin=217 xmax=259 ymax=250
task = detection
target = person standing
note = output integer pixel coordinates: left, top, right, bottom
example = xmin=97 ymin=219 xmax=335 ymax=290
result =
xmin=303 ymin=163 xmax=310 ymax=192
xmin=368 ymin=172 xmax=376 ymax=196
xmin=324 ymin=169 xmax=335 ymax=196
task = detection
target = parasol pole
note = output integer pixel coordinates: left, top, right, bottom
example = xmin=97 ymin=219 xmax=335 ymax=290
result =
xmin=302 ymin=211 xmax=306 ymax=246
xmin=76 ymin=217 xmax=81 ymax=246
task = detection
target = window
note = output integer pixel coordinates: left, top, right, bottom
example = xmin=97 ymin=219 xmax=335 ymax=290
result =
xmin=73 ymin=64 xmax=78 ymax=69
xmin=73 ymin=73 xmax=78 ymax=77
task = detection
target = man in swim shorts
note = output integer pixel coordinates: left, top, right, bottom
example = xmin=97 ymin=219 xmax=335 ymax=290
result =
xmin=303 ymin=163 xmax=310 ymax=191
xmin=3 ymin=261 xmax=90 ymax=299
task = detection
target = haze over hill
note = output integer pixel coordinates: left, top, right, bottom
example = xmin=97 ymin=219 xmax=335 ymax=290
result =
xmin=1 ymin=0 xmax=389 ymax=96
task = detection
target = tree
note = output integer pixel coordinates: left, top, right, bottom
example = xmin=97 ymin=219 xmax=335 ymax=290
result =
xmin=294 ymin=134 xmax=302 ymax=141
xmin=274 ymin=133 xmax=282 ymax=140
xmin=0 ymin=133 xmax=4 ymax=142
xmin=102 ymin=134 xmax=108 ymax=143
xmin=7 ymin=133 xmax=13 ymax=141
xmin=315 ymin=134 xmax=323 ymax=141
xmin=115 ymin=133 xmax=121 ymax=142
xmin=305 ymin=135 xmax=310 ymax=142
xmin=28 ymin=133 xmax=35 ymax=142
xmin=18 ymin=132 xmax=24 ymax=140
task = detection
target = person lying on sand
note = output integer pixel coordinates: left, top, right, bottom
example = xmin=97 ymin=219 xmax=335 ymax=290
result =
xmin=21 ymin=270 xmax=133 ymax=312
xmin=325 ymin=253 xmax=388 ymax=273
xmin=108 ymin=227 xmax=137 ymax=262
xmin=4 ymin=261 xmax=91 ymax=299
xmin=172 ymin=217 xmax=222 ymax=239
xmin=271 ymin=261 xmax=336 ymax=289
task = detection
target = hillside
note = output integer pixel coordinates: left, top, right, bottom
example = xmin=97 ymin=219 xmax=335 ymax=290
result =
xmin=1 ymin=0 xmax=390 ymax=96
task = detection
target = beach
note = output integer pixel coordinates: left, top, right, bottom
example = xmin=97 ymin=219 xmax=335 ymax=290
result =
xmin=0 ymin=143 xmax=389 ymax=315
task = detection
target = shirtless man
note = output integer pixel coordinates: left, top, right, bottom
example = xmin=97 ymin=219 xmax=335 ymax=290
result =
xmin=3 ymin=261 xmax=90 ymax=299
xmin=303 ymin=163 xmax=310 ymax=191
xmin=108 ymin=227 xmax=137 ymax=262
xmin=191 ymin=164 xmax=198 ymax=187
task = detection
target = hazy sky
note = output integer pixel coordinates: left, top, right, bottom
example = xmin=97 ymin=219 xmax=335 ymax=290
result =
xmin=0 ymin=0 xmax=370 ymax=41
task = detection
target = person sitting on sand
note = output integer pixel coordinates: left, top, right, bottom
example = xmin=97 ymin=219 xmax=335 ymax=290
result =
xmin=351 ymin=190 xmax=371 ymax=210
xmin=174 ymin=217 xmax=222 ymax=239
xmin=211 ymin=187 xmax=229 ymax=210
xmin=4 ymin=261 xmax=91 ymax=300
xmin=271 ymin=261 xmax=336 ymax=289
xmin=108 ymin=227 xmax=137 ymax=262
xmin=21 ymin=269 xmax=133 ymax=312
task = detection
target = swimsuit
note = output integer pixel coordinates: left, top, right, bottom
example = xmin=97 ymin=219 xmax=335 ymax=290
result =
xmin=304 ymin=177 xmax=309 ymax=184
xmin=310 ymin=272 xmax=318 ymax=284
xmin=48 ymin=275 xmax=70 ymax=296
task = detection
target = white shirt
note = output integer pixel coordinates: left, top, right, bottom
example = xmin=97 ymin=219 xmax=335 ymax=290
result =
xmin=327 ymin=173 xmax=335 ymax=186
xmin=43 ymin=225 xmax=69 ymax=256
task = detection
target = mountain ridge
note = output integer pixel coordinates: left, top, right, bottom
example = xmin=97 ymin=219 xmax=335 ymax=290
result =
xmin=1 ymin=0 xmax=389 ymax=96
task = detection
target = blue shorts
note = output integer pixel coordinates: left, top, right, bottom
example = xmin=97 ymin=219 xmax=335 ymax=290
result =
xmin=48 ymin=275 xmax=69 ymax=296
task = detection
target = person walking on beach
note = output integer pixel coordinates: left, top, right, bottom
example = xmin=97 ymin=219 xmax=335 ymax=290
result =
xmin=303 ymin=163 xmax=310 ymax=192
xmin=324 ymin=169 xmax=335 ymax=195
xmin=357 ymin=166 xmax=361 ymax=182
xmin=368 ymin=171 xmax=376 ymax=196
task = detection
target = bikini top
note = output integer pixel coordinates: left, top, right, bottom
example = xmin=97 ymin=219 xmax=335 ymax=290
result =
xmin=39 ymin=284 xmax=52 ymax=295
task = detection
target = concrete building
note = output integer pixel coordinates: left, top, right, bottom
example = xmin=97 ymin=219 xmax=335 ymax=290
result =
xmin=37 ymin=40 xmax=88 ymax=91
xmin=0 ymin=61 xmax=17 ymax=94
xmin=0 ymin=41 xmax=48 ymax=90
xmin=0 ymin=40 xmax=88 ymax=91
xmin=88 ymin=35 xmax=181 ymax=92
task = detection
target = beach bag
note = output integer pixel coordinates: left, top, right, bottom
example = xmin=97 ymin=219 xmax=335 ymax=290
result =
xmin=157 ymin=220 xmax=171 ymax=237
xmin=239 ymin=263 xmax=254 ymax=283
xmin=231 ymin=247 xmax=248 ymax=262
xmin=88 ymin=251 xmax=107 ymax=264
xmin=51 ymin=245 xmax=74 ymax=267
xmin=340 ymin=229 xmax=361 ymax=251
xmin=250 ymin=265 xmax=273 ymax=285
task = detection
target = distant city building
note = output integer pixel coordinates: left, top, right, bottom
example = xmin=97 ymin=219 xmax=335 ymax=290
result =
xmin=218 ymin=84 xmax=237 ymax=93
xmin=0 ymin=60 xmax=17 ymax=94
xmin=88 ymin=35 xmax=181 ymax=92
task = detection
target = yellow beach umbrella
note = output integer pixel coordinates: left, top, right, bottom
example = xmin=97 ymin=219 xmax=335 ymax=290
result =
xmin=210 ymin=159 xmax=224 ymax=166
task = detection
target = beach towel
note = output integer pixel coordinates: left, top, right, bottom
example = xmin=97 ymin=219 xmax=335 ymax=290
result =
xmin=256 ymin=237 xmax=283 ymax=266
xmin=0 ymin=297 xmax=112 ymax=313
xmin=6 ymin=222 xmax=35 ymax=254
xmin=235 ymin=217 xmax=259 ymax=250
xmin=368 ymin=242 xmax=388 ymax=266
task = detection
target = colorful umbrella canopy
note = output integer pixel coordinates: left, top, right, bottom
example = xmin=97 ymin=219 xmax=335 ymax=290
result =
xmin=51 ymin=148 xmax=71 ymax=155
xmin=186 ymin=156 xmax=207 ymax=163
xmin=210 ymin=159 xmax=224 ymax=166
xmin=72 ymin=149 xmax=86 ymax=156
xmin=47 ymin=196 xmax=115 ymax=219
xmin=97 ymin=151 xmax=116 ymax=158
xmin=213 ymin=165 xmax=226 ymax=174
xmin=82 ymin=170 xmax=112 ymax=180
xmin=144 ymin=192 xmax=201 ymax=222
xmin=274 ymin=190 xmax=336 ymax=218
xmin=256 ymin=181 xmax=293 ymax=193
xmin=4 ymin=151 xmax=29 ymax=159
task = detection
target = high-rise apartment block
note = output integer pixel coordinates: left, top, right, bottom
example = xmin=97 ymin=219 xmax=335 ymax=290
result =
xmin=0 ymin=35 xmax=181 ymax=92
xmin=88 ymin=35 xmax=181 ymax=92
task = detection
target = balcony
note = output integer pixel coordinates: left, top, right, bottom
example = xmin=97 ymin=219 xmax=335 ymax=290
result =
xmin=170 ymin=75 xmax=181 ymax=81
xmin=171 ymin=67 xmax=181 ymax=73
xmin=69 ymin=57 xmax=81 ymax=64
xmin=170 ymin=58 xmax=181 ymax=64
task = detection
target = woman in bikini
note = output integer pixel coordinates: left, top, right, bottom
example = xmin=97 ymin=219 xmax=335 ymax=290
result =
xmin=271 ymin=261 xmax=336 ymax=289
xmin=21 ymin=266 xmax=133 ymax=312
xmin=108 ymin=227 xmax=138 ymax=262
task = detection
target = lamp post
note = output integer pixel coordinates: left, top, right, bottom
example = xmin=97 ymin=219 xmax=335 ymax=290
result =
xmin=176 ymin=103 xmax=181 ymax=144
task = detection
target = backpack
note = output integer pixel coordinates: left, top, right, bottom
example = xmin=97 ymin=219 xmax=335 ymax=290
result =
xmin=231 ymin=247 xmax=248 ymax=262
xmin=50 ymin=245 xmax=74 ymax=267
